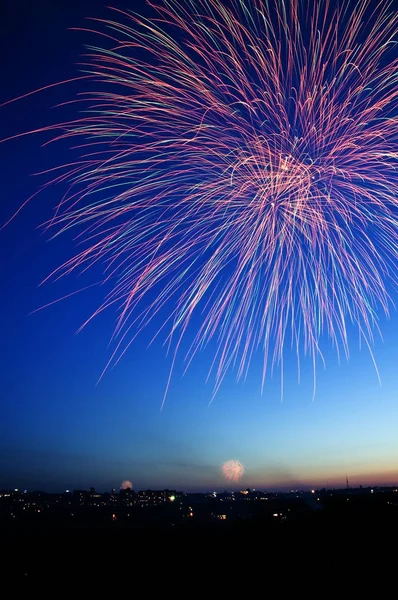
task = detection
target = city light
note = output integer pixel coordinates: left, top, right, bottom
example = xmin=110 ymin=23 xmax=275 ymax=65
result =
xmin=3 ymin=484 xmax=397 ymax=534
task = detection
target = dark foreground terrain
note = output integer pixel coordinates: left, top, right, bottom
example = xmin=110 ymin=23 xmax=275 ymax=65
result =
xmin=2 ymin=489 xmax=397 ymax=585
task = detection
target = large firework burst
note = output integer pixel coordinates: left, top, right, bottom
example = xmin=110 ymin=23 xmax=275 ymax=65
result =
xmin=6 ymin=0 xmax=398 ymax=402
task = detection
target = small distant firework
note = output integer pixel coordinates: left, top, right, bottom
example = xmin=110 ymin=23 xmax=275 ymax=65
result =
xmin=222 ymin=460 xmax=244 ymax=483
xmin=121 ymin=480 xmax=133 ymax=490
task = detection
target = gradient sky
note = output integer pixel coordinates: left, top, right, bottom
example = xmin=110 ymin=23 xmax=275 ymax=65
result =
xmin=1 ymin=0 xmax=397 ymax=493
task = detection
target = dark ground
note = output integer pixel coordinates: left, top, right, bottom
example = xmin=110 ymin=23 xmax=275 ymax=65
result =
xmin=3 ymin=503 xmax=397 ymax=587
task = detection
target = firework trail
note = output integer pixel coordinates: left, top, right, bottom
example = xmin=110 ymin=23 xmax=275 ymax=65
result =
xmin=4 ymin=0 xmax=398 ymax=402
xmin=222 ymin=460 xmax=244 ymax=483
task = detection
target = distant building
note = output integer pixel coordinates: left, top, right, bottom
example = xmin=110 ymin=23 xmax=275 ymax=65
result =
xmin=120 ymin=487 xmax=136 ymax=506
xmin=136 ymin=490 xmax=178 ymax=506
xmin=73 ymin=490 xmax=89 ymax=505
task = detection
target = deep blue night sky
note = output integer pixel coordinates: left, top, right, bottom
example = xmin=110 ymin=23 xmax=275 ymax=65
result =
xmin=1 ymin=0 xmax=398 ymax=493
